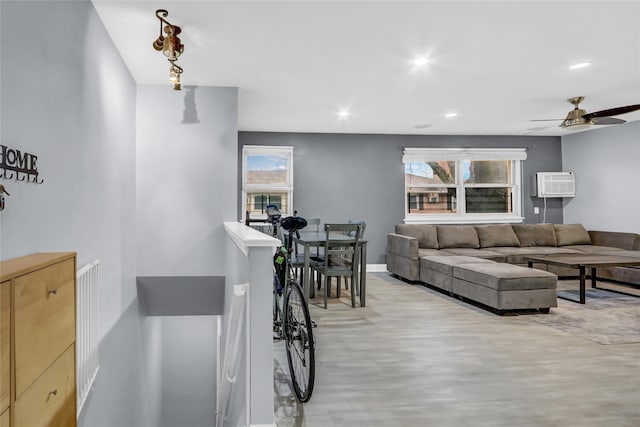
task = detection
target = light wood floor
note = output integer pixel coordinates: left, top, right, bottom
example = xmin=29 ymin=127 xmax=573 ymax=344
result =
xmin=274 ymin=273 xmax=640 ymax=427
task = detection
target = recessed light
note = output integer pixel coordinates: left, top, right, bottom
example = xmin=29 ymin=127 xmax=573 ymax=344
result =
xmin=337 ymin=109 xmax=351 ymax=119
xmin=412 ymin=56 xmax=429 ymax=67
xmin=444 ymin=112 xmax=457 ymax=118
xmin=569 ymin=62 xmax=590 ymax=70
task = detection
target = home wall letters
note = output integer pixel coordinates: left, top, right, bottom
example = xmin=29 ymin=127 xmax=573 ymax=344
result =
xmin=0 ymin=144 xmax=44 ymax=183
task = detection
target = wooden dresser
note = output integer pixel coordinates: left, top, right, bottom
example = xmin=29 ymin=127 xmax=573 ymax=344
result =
xmin=0 ymin=252 xmax=77 ymax=427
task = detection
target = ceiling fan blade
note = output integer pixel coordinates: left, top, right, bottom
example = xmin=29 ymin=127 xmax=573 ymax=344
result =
xmin=583 ymin=104 xmax=640 ymax=119
xmin=591 ymin=117 xmax=626 ymax=125
xmin=530 ymin=119 xmax=563 ymax=121
xmin=524 ymin=126 xmax=549 ymax=135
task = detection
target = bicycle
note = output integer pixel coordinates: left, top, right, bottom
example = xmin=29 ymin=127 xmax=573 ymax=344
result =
xmin=262 ymin=206 xmax=316 ymax=402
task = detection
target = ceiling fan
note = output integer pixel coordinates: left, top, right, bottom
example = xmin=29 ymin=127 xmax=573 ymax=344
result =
xmin=533 ymin=97 xmax=640 ymax=130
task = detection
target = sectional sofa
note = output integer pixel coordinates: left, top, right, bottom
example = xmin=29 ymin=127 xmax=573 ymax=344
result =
xmin=387 ymin=223 xmax=640 ymax=313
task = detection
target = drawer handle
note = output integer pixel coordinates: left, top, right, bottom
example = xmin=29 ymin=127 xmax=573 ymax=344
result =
xmin=48 ymin=389 xmax=58 ymax=397
xmin=48 ymin=288 xmax=58 ymax=296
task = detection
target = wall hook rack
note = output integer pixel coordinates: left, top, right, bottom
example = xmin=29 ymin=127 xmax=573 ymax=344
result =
xmin=0 ymin=184 xmax=9 ymax=211
xmin=0 ymin=144 xmax=45 ymax=184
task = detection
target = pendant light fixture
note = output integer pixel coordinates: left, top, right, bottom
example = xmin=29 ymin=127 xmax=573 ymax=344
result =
xmin=169 ymin=61 xmax=183 ymax=91
xmin=152 ymin=9 xmax=184 ymax=90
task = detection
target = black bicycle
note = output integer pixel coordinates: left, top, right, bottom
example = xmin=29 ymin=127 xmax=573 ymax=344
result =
xmin=257 ymin=205 xmax=316 ymax=402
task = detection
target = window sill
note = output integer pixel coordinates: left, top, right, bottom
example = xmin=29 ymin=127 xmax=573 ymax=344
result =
xmin=403 ymin=215 xmax=524 ymax=225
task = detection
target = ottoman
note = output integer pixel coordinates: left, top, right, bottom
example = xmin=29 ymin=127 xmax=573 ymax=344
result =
xmin=420 ymin=255 xmax=496 ymax=293
xmin=452 ymin=263 xmax=557 ymax=313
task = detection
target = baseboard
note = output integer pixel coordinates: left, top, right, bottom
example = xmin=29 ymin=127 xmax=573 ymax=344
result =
xmin=367 ymin=264 xmax=387 ymax=272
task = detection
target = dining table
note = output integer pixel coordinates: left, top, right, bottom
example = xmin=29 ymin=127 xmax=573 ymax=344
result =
xmin=293 ymin=231 xmax=368 ymax=307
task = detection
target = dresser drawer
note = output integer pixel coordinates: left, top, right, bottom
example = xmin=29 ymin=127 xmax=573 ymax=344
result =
xmin=0 ymin=281 xmax=9 ymax=413
xmin=0 ymin=407 xmax=9 ymax=427
xmin=14 ymin=258 xmax=75 ymax=397
xmin=14 ymin=344 xmax=76 ymax=427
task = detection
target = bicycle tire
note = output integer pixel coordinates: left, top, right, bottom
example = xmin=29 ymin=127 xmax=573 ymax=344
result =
xmin=283 ymin=279 xmax=315 ymax=402
xmin=273 ymin=273 xmax=280 ymax=335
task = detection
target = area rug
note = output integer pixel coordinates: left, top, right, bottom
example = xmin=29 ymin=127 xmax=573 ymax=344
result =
xmin=522 ymin=287 xmax=640 ymax=345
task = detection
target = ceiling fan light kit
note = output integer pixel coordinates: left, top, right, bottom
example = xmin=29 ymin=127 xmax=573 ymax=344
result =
xmin=560 ymin=97 xmax=592 ymax=129
xmin=534 ymin=96 xmax=640 ymax=131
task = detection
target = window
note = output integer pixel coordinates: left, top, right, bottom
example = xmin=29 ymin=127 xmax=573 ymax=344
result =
xmin=403 ymin=148 xmax=526 ymax=224
xmin=242 ymin=146 xmax=293 ymax=218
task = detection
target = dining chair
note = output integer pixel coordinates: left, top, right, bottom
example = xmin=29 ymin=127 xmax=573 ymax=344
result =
xmin=289 ymin=217 xmax=321 ymax=284
xmin=341 ymin=219 xmax=366 ymax=294
xmin=317 ymin=219 xmax=366 ymax=294
xmin=310 ymin=223 xmax=361 ymax=308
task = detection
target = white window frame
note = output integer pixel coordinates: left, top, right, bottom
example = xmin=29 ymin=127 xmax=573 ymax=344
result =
xmin=242 ymin=145 xmax=294 ymax=219
xmin=403 ymin=148 xmax=526 ymax=224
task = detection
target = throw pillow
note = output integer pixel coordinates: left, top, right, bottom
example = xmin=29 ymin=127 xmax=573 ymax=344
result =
xmin=395 ymin=224 xmax=439 ymax=249
xmin=436 ymin=225 xmax=480 ymax=249
xmin=475 ymin=224 xmax=521 ymax=248
xmin=512 ymin=224 xmax=557 ymax=247
xmin=554 ymin=224 xmax=591 ymax=246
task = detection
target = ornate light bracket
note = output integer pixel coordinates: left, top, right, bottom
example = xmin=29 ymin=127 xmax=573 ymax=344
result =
xmin=152 ymin=9 xmax=185 ymax=90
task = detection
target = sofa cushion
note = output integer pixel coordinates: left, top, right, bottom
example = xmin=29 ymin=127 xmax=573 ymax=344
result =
xmin=453 ymin=263 xmax=557 ymax=291
xmin=421 ymin=255 xmax=495 ymax=276
xmin=599 ymin=250 xmax=640 ymax=259
xmin=512 ymin=224 xmax=557 ymax=247
xmin=440 ymin=248 xmax=505 ymax=262
xmin=554 ymin=224 xmax=591 ymax=246
xmin=437 ymin=225 xmax=480 ymax=249
xmin=418 ymin=248 xmax=453 ymax=257
xmin=490 ymin=246 xmax=582 ymax=264
xmin=395 ymin=224 xmax=439 ymax=249
xmin=475 ymin=224 xmax=520 ymax=248
xmin=564 ymin=245 xmax=621 ymax=254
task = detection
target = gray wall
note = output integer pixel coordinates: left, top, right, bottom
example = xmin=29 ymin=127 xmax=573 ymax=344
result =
xmin=159 ymin=315 xmax=218 ymax=426
xmin=562 ymin=120 xmax=640 ymax=233
xmin=239 ymin=132 xmax=563 ymax=263
xmin=2 ymin=2 xmax=235 ymax=426
xmin=133 ymin=84 xmax=239 ymax=426
xmin=0 ymin=1 xmax=153 ymax=425
xmin=78 ymin=300 xmax=160 ymax=427
xmin=78 ymin=301 xmax=218 ymax=427
xmin=0 ymin=0 xmax=136 ymax=343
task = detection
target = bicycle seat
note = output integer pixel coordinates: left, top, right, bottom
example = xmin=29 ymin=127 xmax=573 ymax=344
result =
xmin=265 ymin=204 xmax=282 ymax=223
xmin=281 ymin=216 xmax=308 ymax=232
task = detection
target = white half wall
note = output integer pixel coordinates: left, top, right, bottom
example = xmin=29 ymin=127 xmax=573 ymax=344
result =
xmin=136 ymin=85 xmax=238 ymax=276
xmin=561 ymin=121 xmax=640 ymax=233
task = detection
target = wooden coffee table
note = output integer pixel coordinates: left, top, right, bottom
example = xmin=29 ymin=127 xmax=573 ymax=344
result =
xmin=524 ymin=254 xmax=640 ymax=304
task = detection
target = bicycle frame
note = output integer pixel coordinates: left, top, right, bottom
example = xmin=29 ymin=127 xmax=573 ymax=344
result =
xmin=273 ymin=228 xmax=295 ymax=338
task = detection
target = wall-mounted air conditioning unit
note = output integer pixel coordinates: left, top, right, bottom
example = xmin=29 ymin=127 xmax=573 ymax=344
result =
xmin=536 ymin=172 xmax=576 ymax=198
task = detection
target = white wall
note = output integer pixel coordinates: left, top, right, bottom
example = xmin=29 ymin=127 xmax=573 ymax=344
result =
xmin=562 ymin=120 xmax=640 ymax=233
xmin=0 ymin=0 xmax=137 ymax=340
xmin=136 ymin=85 xmax=238 ymax=276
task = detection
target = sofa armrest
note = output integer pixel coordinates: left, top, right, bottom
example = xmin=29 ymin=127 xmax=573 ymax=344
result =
xmin=588 ymin=230 xmax=640 ymax=251
xmin=387 ymin=233 xmax=419 ymax=259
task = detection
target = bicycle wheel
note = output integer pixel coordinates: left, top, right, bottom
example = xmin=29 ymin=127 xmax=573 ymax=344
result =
xmin=283 ymin=279 xmax=315 ymax=402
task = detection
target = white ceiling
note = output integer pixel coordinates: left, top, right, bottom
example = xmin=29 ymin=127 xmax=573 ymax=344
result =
xmin=92 ymin=0 xmax=640 ymax=136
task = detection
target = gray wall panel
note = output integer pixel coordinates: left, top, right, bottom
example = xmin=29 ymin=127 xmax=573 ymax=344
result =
xmin=0 ymin=0 xmax=137 ymax=340
xmin=562 ymin=120 xmax=640 ymax=233
xmin=136 ymin=85 xmax=238 ymax=276
xmin=239 ymin=132 xmax=563 ymax=263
